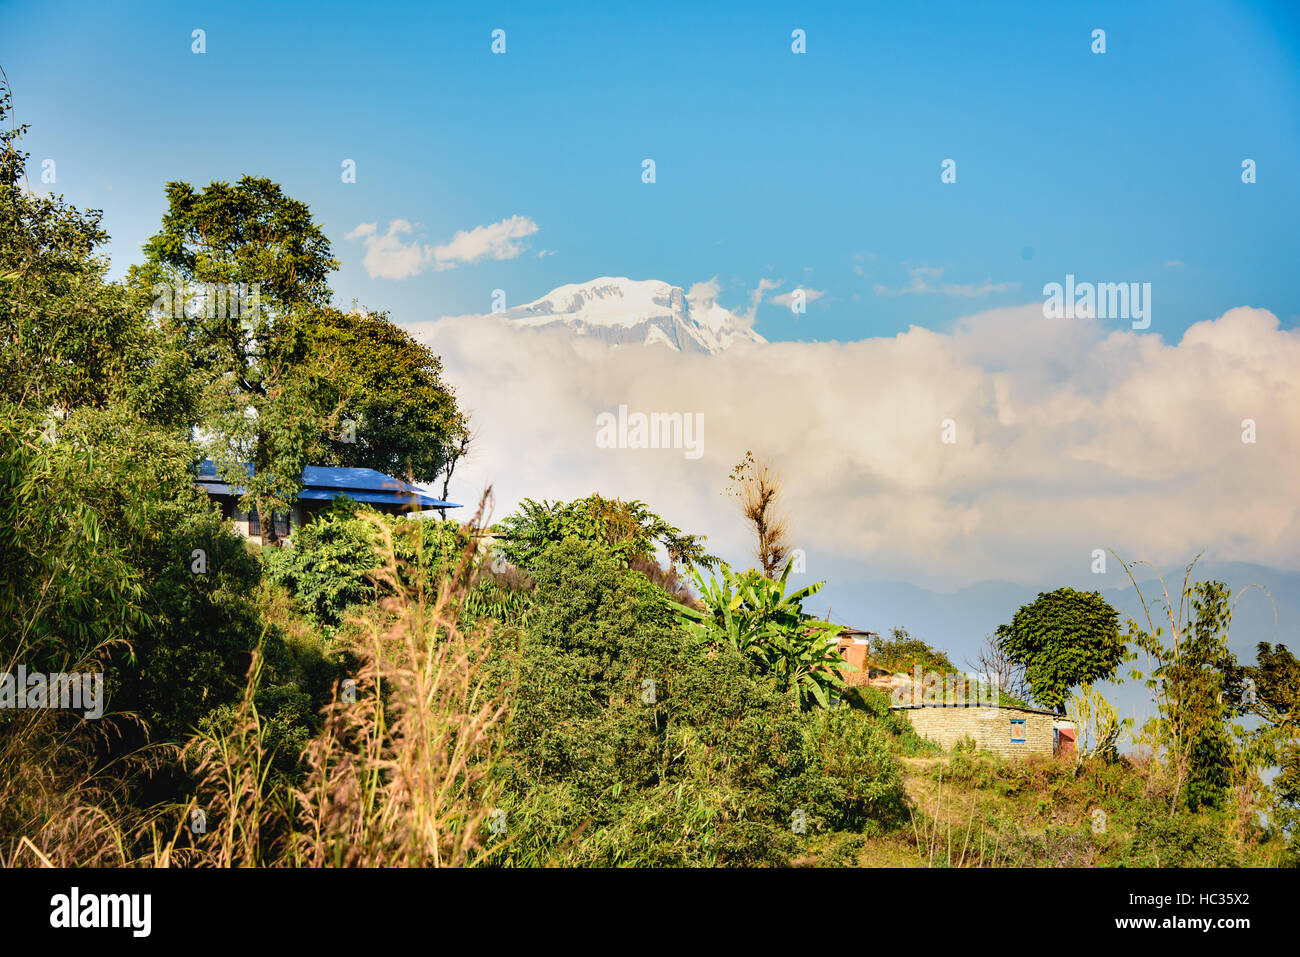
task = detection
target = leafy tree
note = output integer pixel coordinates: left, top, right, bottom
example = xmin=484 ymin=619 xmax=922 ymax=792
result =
xmin=129 ymin=178 xmax=471 ymax=543
xmin=0 ymin=91 xmax=195 ymax=425
xmin=494 ymin=494 xmax=717 ymax=572
xmin=678 ymin=561 xmax=848 ymax=709
xmin=875 ymin=626 xmax=958 ymax=675
xmin=1239 ymin=642 xmax=1299 ymax=849
xmin=1243 ymin=643 xmax=1300 ymax=734
xmin=129 ymin=175 xmax=340 ymax=543
xmin=1116 ymin=556 xmax=1243 ymax=812
xmin=1158 ymin=582 xmax=1238 ymax=810
xmin=0 ymin=107 xmax=325 ymax=753
xmin=264 ymin=506 xmax=380 ymax=629
xmin=0 ymin=399 xmax=321 ymax=748
xmin=133 ymin=176 xmax=336 ymax=314
xmin=995 ymin=587 xmax=1124 ymax=714
xmin=1 ymin=407 xmax=151 ymax=676
xmin=306 ymin=307 xmax=468 ymax=484
xmin=266 ymin=499 xmax=482 ymax=629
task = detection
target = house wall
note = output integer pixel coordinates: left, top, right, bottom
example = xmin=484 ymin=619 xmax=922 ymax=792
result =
xmin=208 ymin=496 xmax=251 ymax=540
xmin=896 ymin=706 xmax=1055 ymax=757
xmin=208 ymin=492 xmax=427 ymax=543
xmin=836 ymin=639 xmax=873 ymax=685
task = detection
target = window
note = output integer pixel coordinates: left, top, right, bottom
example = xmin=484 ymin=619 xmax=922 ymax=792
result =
xmin=1010 ymin=719 xmax=1026 ymax=743
xmin=248 ymin=509 xmax=260 ymax=537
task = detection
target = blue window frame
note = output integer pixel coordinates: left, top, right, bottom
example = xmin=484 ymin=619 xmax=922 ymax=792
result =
xmin=1010 ymin=719 xmax=1026 ymax=743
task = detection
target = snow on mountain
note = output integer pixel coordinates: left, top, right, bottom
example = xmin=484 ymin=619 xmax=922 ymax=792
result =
xmin=497 ymin=277 xmax=766 ymax=355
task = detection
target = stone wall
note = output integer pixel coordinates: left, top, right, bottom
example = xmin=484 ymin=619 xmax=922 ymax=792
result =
xmin=895 ymin=706 xmax=1055 ymax=757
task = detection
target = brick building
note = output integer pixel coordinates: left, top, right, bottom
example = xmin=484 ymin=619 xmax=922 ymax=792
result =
xmin=835 ymin=628 xmax=878 ymax=685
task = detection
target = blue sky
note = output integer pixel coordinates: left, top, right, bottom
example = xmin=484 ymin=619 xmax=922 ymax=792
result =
xmin=3 ymin=0 xmax=1298 ymax=343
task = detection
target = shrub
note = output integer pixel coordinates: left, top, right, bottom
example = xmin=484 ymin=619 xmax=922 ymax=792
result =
xmin=802 ymin=708 xmax=909 ymax=831
xmin=1118 ymin=812 xmax=1241 ymax=868
xmin=874 ymin=627 xmax=957 ymax=675
xmin=843 ymin=686 xmax=940 ymax=756
xmin=679 ymin=561 xmax=848 ymax=710
xmin=494 ymin=495 xmax=716 ymax=572
xmin=485 ymin=538 xmax=856 ymax=866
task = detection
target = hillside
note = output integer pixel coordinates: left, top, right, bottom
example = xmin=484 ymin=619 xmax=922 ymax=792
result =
xmin=800 ymin=748 xmax=1287 ymax=869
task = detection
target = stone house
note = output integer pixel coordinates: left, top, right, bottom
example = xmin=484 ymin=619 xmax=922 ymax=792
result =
xmin=892 ymin=703 xmax=1072 ymax=758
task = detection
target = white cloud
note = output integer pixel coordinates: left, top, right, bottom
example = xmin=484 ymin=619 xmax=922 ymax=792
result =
xmin=432 ymin=215 xmax=539 ymax=267
xmin=346 ymin=220 xmax=432 ymax=280
xmin=682 ymin=276 xmax=783 ymax=327
xmin=347 ymin=215 xmax=539 ymax=279
xmin=875 ymin=265 xmax=1019 ymax=298
xmin=749 ymin=278 xmax=783 ymax=318
xmin=938 ymin=279 xmax=1021 ymax=297
xmin=771 ymin=288 xmax=826 ymax=309
xmin=406 ymin=302 xmax=1300 ymax=591
xmin=685 ymin=277 xmax=723 ymax=308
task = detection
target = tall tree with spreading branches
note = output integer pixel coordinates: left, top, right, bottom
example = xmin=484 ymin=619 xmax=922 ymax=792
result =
xmin=129 ymin=178 xmax=468 ymax=544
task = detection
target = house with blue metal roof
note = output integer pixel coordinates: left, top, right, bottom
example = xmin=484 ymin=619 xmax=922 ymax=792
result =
xmin=196 ymin=459 xmax=460 ymax=541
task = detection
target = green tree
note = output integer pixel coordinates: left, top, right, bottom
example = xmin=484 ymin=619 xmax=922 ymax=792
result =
xmin=494 ymin=494 xmax=717 ymax=572
xmin=129 ymin=176 xmax=340 ymax=544
xmin=679 ymin=561 xmax=849 ymax=709
xmin=995 ymin=587 xmax=1124 ymax=714
xmin=265 ymin=500 xmax=476 ymax=630
xmin=1116 ymin=556 xmax=1243 ymax=812
xmin=263 ymin=505 xmax=380 ymax=629
xmin=0 ymin=90 xmax=195 ymax=425
xmin=306 ymin=307 xmax=468 ymax=484
xmin=485 ymin=538 xmax=905 ymax=865
xmin=130 ymin=177 xmax=469 ymax=543
xmin=1240 ymin=642 xmax=1299 ymax=849
xmin=1 ymin=107 xmax=323 ymax=747
xmin=875 ymin=626 xmax=957 ymax=675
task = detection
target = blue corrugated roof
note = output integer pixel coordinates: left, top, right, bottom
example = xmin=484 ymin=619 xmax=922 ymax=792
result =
xmin=297 ymin=488 xmax=454 ymax=508
xmin=196 ymin=459 xmax=459 ymax=509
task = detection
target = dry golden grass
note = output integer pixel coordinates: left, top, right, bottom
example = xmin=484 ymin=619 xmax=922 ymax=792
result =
xmin=287 ymin=507 xmax=509 ymax=867
xmin=0 ymin=631 xmax=172 ymax=868
xmin=178 ymin=493 xmax=509 ymax=868
xmin=4 ymin=492 xmax=509 ymax=869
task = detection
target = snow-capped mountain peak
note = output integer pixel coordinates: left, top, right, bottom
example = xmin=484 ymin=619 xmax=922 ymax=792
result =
xmin=498 ymin=277 xmax=765 ymax=355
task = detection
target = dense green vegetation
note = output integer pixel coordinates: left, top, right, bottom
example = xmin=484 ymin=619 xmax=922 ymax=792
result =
xmin=994 ymin=586 xmax=1125 ymax=714
xmin=1 ymin=93 xmax=1295 ymax=868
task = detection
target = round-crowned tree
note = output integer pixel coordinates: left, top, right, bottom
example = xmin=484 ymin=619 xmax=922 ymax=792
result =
xmin=995 ymin=587 xmax=1125 ymax=713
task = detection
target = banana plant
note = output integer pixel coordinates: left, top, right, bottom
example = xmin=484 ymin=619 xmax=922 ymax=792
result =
xmin=678 ymin=560 xmax=852 ymax=709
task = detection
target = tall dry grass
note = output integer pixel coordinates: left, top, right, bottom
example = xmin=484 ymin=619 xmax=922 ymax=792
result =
xmin=179 ymin=492 xmax=510 ymax=867
xmin=0 ymin=624 xmax=175 ymax=868
xmin=4 ymin=492 xmax=510 ymax=868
